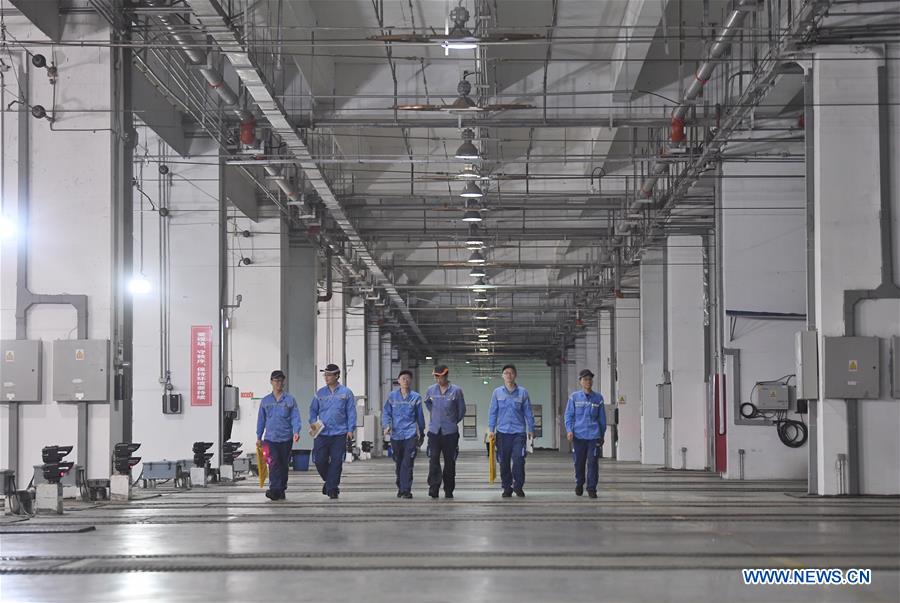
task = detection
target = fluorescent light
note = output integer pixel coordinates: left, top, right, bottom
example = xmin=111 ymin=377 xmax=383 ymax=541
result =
xmin=128 ymin=274 xmax=152 ymax=295
xmin=479 ymin=347 xmax=489 ymax=352
xmin=469 ymin=266 xmax=486 ymax=278
xmin=467 ymin=250 xmax=486 ymax=264
xmin=460 ymin=181 xmax=483 ymax=198
xmin=478 ymin=334 xmax=489 ymax=340
xmin=0 ymin=215 xmax=17 ymax=239
xmin=475 ymin=313 xmax=489 ymax=320
xmin=474 ymin=296 xmax=488 ymax=304
xmin=476 ymin=327 xmax=489 ymax=332
xmin=425 ymin=355 xmax=433 ymax=360
xmin=470 ymin=277 xmax=488 ymax=292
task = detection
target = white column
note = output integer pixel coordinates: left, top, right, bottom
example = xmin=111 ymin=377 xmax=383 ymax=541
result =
xmin=344 ymin=295 xmax=367 ymax=396
xmin=599 ymin=311 xmax=614 ymax=457
xmin=667 ymin=236 xmax=708 ymax=470
xmin=365 ymin=322 xmax=381 ymax=414
xmin=316 ymin=277 xmax=345 ymax=374
xmin=812 ymin=46 xmax=900 ymax=495
xmin=615 ymin=297 xmax=641 ymax=461
xmin=640 ymin=251 xmax=666 ymax=465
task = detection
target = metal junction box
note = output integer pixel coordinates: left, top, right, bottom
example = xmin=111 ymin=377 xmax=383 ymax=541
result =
xmin=823 ymin=336 xmax=880 ymax=399
xmin=1 ymin=340 xmax=42 ymax=403
xmin=657 ymin=382 xmax=672 ymax=419
xmin=755 ymin=383 xmax=790 ymax=410
xmin=794 ymin=330 xmax=819 ymax=400
xmin=52 ymin=340 xmax=109 ymax=402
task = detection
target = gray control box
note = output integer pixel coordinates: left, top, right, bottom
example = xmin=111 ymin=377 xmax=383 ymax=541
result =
xmin=755 ymin=383 xmax=790 ymax=410
xmin=657 ymin=382 xmax=672 ymax=418
xmin=1 ymin=340 xmax=42 ymax=402
xmin=52 ymin=340 xmax=109 ymax=402
xmin=823 ymin=336 xmax=880 ymax=399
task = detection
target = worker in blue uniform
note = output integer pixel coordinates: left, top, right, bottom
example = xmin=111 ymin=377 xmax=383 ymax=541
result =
xmin=564 ymin=369 xmax=607 ymax=498
xmin=488 ymin=364 xmax=535 ymax=498
xmin=423 ymin=365 xmax=467 ymax=499
xmin=382 ymin=369 xmax=426 ymax=499
xmin=256 ymin=369 xmax=301 ymax=501
xmin=309 ymin=363 xmax=357 ymax=499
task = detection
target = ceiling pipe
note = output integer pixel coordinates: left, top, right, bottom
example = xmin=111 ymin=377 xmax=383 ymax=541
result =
xmin=184 ymin=0 xmax=429 ymax=349
xmin=636 ymin=0 xmax=759 ymax=204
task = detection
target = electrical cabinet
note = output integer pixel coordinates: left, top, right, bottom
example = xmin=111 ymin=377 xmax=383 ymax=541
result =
xmin=795 ymin=330 xmax=819 ymax=400
xmin=823 ymin=336 xmax=880 ymax=399
xmin=657 ymin=382 xmax=672 ymax=419
xmin=755 ymin=383 xmax=790 ymax=410
xmin=52 ymin=340 xmax=109 ymax=402
xmin=1 ymin=340 xmax=42 ymax=402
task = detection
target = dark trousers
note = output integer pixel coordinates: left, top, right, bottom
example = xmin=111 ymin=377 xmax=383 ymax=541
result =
xmin=265 ymin=439 xmax=293 ymax=494
xmin=313 ymin=434 xmax=346 ymax=494
xmin=573 ymin=437 xmax=600 ymax=491
xmin=391 ymin=437 xmax=418 ymax=493
xmin=496 ymin=432 xmax=527 ymax=491
xmin=427 ymin=431 xmax=459 ymax=494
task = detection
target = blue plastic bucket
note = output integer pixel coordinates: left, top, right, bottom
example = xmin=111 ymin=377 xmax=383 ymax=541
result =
xmin=291 ymin=450 xmax=311 ymax=471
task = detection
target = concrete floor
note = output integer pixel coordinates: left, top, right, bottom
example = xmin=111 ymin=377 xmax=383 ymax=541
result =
xmin=1 ymin=451 xmax=898 ymax=603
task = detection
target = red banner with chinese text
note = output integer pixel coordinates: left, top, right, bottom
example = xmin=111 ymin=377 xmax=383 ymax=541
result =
xmin=190 ymin=325 xmax=213 ymax=406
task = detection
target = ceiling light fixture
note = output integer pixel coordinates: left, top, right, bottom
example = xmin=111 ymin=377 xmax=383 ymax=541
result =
xmin=476 ymin=327 xmax=489 ymax=332
xmin=474 ymin=313 xmax=489 ymax=320
xmin=128 ymin=274 xmax=152 ymax=296
xmin=457 ymin=164 xmax=481 ymax=180
xmin=442 ymin=5 xmax=479 ymax=51
xmin=460 ymin=181 xmax=484 ymax=199
xmin=469 ymin=266 xmax=486 ymax=278
xmin=466 ymin=250 xmax=486 ymax=264
xmin=479 ymin=347 xmax=489 ymax=352
xmin=454 ymin=128 xmax=480 ymax=160
xmin=462 ymin=209 xmax=482 ymax=223
xmin=470 ymin=277 xmax=488 ymax=292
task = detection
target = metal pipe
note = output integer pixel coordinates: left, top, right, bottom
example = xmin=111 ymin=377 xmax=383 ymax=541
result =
xmin=639 ymin=0 xmax=758 ymax=199
xmin=738 ymin=448 xmax=745 ymax=480
xmin=317 ymin=248 xmax=334 ymax=303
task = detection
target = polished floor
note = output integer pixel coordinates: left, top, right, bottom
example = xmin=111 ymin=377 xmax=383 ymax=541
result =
xmin=1 ymin=451 xmax=898 ymax=602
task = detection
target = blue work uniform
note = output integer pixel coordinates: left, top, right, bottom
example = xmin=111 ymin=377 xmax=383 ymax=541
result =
xmin=256 ymin=392 xmax=302 ymax=496
xmin=488 ymin=384 xmax=535 ymax=492
xmin=564 ymin=389 xmax=607 ymax=492
xmin=382 ymin=389 xmax=426 ymax=495
xmin=423 ymin=382 xmax=466 ymax=496
xmin=309 ymin=384 xmax=357 ymax=496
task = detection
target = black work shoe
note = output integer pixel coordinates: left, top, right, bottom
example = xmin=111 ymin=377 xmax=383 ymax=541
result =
xmin=514 ymin=489 xmax=525 ymax=498
xmin=444 ymin=491 xmax=454 ymax=499
xmin=328 ymin=491 xmax=339 ymax=499
xmin=265 ymin=490 xmax=276 ymax=500
xmin=277 ymin=492 xmax=286 ymax=500
xmin=397 ymin=491 xmax=403 ymax=498
xmin=575 ymin=485 xmax=583 ymax=496
xmin=588 ymin=490 xmax=598 ymax=499
xmin=322 ymin=484 xmax=327 ymax=495
xmin=501 ymin=489 xmax=513 ymax=498
xmin=429 ymin=489 xmax=439 ymax=499
xmin=401 ymin=492 xmax=413 ymax=499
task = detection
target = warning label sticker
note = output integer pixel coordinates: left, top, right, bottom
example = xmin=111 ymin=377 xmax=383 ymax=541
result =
xmin=848 ymin=360 xmax=859 ymax=373
xmin=4 ymin=351 xmax=14 ymax=362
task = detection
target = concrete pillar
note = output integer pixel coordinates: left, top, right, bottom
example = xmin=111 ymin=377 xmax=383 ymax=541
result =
xmin=615 ymin=297 xmax=641 ymax=461
xmin=366 ymin=321 xmax=381 ymax=414
xmin=344 ymin=295 xmax=366 ymax=397
xmin=640 ymin=251 xmax=666 ymax=465
xmin=811 ymin=46 xmax=900 ymax=495
xmin=667 ymin=236 xmax=708 ymax=470
xmin=379 ymin=331 xmax=393 ymax=404
xmin=599 ymin=311 xmax=614 ymax=457
xmin=316 ymin=277 xmax=345 ymax=373
xmin=283 ymin=243 xmax=317 ymax=447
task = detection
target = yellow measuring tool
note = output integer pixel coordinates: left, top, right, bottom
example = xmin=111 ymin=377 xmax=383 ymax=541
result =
xmin=488 ymin=436 xmax=496 ymax=484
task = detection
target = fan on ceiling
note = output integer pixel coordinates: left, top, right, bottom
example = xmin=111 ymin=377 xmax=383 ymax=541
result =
xmin=394 ymin=78 xmax=534 ymax=113
xmin=369 ymin=4 xmax=543 ymax=53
